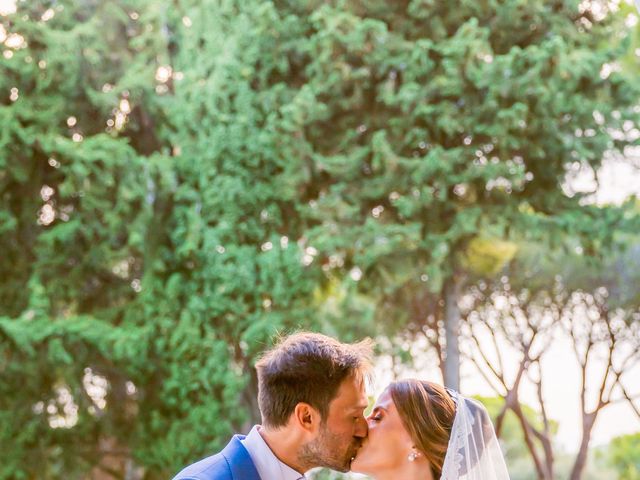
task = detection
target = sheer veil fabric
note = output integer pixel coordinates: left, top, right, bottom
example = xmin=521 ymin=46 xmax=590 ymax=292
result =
xmin=440 ymin=390 xmax=511 ymax=480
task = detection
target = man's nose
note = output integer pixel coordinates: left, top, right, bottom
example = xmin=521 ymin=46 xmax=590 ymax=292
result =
xmin=354 ymin=416 xmax=368 ymax=438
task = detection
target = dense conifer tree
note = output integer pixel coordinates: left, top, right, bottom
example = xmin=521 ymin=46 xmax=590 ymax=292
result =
xmin=0 ymin=1 xmax=638 ymax=478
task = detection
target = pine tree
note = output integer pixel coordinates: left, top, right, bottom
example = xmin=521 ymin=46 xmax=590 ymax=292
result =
xmin=274 ymin=0 xmax=640 ymax=389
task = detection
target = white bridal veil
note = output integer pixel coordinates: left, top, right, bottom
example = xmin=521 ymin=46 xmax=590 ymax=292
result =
xmin=440 ymin=390 xmax=511 ymax=480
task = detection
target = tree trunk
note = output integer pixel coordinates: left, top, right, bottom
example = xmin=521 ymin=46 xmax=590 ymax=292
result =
xmin=570 ymin=413 xmax=596 ymax=480
xmin=512 ymin=402 xmax=551 ymax=480
xmin=444 ymin=277 xmax=462 ymax=391
xmin=540 ymin=434 xmax=555 ymax=480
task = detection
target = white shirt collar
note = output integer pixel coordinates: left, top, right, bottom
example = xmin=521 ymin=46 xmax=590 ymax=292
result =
xmin=241 ymin=425 xmax=306 ymax=480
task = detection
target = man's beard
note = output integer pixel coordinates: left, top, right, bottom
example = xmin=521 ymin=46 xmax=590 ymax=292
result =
xmin=298 ymin=426 xmax=362 ymax=472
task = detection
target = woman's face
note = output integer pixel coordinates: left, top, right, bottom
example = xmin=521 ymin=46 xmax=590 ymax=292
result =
xmin=350 ymin=388 xmax=416 ymax=476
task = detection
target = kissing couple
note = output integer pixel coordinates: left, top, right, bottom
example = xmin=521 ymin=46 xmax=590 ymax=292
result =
xmin=173 ymin=332 xmax=510 ymax=480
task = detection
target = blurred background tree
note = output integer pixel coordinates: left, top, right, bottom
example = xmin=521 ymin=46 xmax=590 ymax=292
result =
xmin=460 ymin=239 xmax=640 ymax=480
xmin=0 ymin=0 xmax=639 ymax=479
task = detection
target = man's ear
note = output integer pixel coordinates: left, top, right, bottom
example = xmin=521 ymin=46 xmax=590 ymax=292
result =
xmin=293 ymin=402 xmax=321 ymax=433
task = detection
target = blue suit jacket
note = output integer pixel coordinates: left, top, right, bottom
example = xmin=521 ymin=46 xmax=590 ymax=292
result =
xmin=172 ymin=435 xmax=261 ymax=480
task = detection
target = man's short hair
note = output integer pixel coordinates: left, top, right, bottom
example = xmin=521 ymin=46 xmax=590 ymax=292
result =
xmin=255 ymin=332 xmax=373 ymax=428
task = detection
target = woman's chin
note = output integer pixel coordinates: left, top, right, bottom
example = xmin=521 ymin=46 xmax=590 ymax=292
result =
xmin=349 ymin=454 xmax=369 ymax=474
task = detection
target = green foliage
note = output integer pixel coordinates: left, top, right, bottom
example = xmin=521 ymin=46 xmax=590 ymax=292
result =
xmin=1 ymin=0 xmax=323 ymax=477
xmin=603 ymin=432 xmax=640 ymax=480
xmin=509 ymin=234 xmax=640 ymax=310
xmin=458 ymin=236 xmax=518 ymax=277
xmin=291 ymin=0 xmax=640 ymax=352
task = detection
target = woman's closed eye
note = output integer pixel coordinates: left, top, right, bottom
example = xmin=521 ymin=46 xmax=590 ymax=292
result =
xmin=368 ymin=411 xmax=383 ymax=422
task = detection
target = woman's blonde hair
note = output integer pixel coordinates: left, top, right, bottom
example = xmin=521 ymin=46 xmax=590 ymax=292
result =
xmin=388 ymin=379 xmax=457 ymax=479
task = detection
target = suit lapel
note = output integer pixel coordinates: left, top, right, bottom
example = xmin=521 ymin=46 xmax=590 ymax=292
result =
xmin=222 ymin=435 xmax=261 ymax=480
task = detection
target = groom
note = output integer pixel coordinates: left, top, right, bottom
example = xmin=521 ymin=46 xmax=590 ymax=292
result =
xmin=172 ymin=332 xmax=373 ymax=480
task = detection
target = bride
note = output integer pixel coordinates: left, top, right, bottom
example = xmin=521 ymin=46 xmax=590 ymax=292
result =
xmin=350 ymin=379 xmax=510 ymax=480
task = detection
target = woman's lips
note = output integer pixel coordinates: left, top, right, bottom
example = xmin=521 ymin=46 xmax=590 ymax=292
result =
xmin=351 ymin=441 xmax=367 ymax=462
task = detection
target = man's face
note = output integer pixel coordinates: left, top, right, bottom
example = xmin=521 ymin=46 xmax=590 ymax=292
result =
xmin=299 ymin=375 xmax=369 ymax=472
